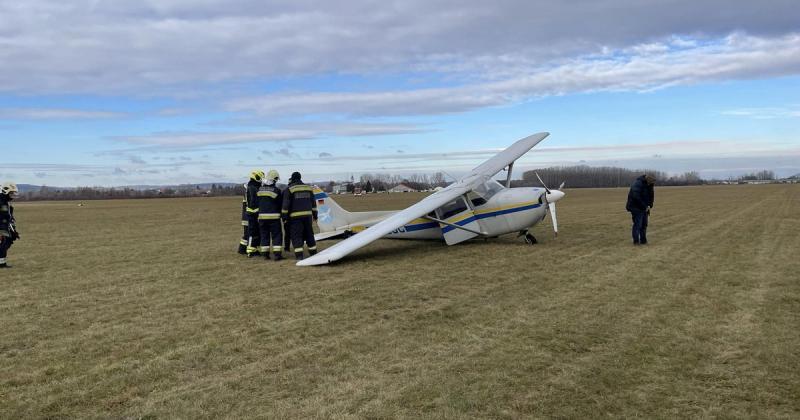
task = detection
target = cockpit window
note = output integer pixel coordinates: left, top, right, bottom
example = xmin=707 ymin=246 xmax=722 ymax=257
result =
xmin=467 ymin=192 xmax=487 ymax=207
xmin=472 ymin=180 xmax=504 ymax=201
xmin=438 ymin=197 xmax=468 ymax=219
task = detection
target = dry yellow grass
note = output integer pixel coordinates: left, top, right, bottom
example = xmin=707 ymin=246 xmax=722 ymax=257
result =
xmin=1 ymin=184 xmax=799 ymax=418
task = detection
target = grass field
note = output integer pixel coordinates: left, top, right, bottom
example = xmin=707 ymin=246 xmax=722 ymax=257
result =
xmin=2 ymin=184 xmax=799 ymax=418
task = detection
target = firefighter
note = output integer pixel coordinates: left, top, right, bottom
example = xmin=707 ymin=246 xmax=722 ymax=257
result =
xmin=238 ymin=183 xmax=249 ymax=254
xmin=1 ymin=182 xmax=20 ymax=268
xmin=257 ymin=170 xmax=284 ymax=261
xmin=245 ymin=170 xmax=265 ymax=257
xmin=281 ymin=172 xmax=318 ymax=260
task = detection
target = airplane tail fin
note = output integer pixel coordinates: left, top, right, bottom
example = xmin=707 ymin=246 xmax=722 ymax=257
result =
xmin=312 ymin=186 xmax=353 ymax=233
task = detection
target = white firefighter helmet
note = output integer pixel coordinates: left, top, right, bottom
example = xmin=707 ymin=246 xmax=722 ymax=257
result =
xmin=267 ymin=169 xmax=280 ymax=182
xmin=1 ymin=182 xmax=18 ymax=196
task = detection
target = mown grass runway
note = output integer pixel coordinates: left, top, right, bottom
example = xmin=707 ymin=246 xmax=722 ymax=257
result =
xmin=2 ymin=184 xmax=799 ymax=418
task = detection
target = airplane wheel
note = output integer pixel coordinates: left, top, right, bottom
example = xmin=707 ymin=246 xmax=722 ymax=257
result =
xmin=524 ymin=233 xmax=537 ymax=245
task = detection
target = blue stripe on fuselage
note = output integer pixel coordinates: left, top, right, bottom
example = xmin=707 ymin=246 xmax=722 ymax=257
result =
xmin=314 ymin=193 xmax=541 ymax=235
xmin=441 ymin=203 xmax=541 ymax=233
xmin=476 ymin=203 xmax=541 ymax=219
xmin=403 ymin=221 xmax=439 ymax=231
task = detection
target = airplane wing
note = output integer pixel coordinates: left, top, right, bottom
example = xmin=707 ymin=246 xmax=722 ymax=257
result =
xmin=296 ymin=132 xmax=549 ymax=266
xmin=469 ymin=132 xmax=549 ymax=177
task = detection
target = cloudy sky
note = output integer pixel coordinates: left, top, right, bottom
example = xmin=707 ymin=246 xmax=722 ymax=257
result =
xmin=2 ymin=0 xmax=799 ymax=186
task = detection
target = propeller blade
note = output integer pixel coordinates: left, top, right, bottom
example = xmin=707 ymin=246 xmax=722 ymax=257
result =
xmin=558 ymin=181 xmax=565 ymax=190
xmin=548 ymin=202 xmax=558 ymax=237
xmin=535 ymin=172 xmax=551 ymax=194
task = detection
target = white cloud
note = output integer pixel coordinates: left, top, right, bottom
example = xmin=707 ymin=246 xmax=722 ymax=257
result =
xmin=0 ymin=108 xmax=125 ymax=120
xmin=1 ymin=1 xmax=799 ymax=94
xmin=227 ymin=33 xmax=800 ymax=117
xmin=113 ymin=130 xmax=317 ymax=147
xmin=108 ymin=122 xmax=428 ymax=147
xmin=721 ymin=106 xmax=800 ymax=119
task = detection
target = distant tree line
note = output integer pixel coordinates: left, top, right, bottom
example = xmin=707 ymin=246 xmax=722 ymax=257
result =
xmin=738 ymin=170 xmax=775 ymax=181
xmin=323 ymin=172 xmax=449 ymax=193
xmin=15 ymin=167 xmax=786 ymax=201
xmin=514 ymin=166 xmax=704 ymax=188
xmin=18 ymin=184 xmax=245 ymax=201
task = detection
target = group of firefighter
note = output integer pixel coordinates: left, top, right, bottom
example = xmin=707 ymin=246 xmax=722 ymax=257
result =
xmin=238 ymin=169 xmax=318 ymax=261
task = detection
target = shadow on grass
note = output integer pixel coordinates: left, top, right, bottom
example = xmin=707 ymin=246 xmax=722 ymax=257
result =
xmin=319 ymin=235 xmax=525 ymax=267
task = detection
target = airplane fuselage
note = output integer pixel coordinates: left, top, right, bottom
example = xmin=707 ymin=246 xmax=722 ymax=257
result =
xmin=317 ymin=187 xmax=549 ymax=241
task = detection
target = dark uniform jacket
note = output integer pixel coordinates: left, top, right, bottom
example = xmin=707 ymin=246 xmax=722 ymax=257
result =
xmin=257 ymin=184 xmax=283 ymax=220
xmin=282 ymin=181 xmax=317 ymax=220
xmin=626 ymin=175 xmax=654 ymax=212
xmin=245 ymin=179 xmax=261 ymax=216
xmin=0 ymin=194 xmax=16 ymax=238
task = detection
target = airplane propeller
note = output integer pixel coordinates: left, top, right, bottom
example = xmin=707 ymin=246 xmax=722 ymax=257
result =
xmin=535 ymin=172 xmax=551 ymax=194
xmin=535 ymin=172 xmax=565 ymax=238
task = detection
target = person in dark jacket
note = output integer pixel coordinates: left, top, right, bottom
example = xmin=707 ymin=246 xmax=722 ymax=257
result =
xmin=1 ymin=182 xmax=20 ymax=268
xmin=626 ymin=174 xmax=655 ymax=245
xmin=281 ymin=172 xmax=318 ymax=260
xmin=245 ymin=170 xmax=265 ymax=257
xmin=257 ymin=170 xmax=284 ymax=261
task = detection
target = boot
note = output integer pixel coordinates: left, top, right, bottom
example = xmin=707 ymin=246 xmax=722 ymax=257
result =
xmin=273 ymin=253 xmax=284 ymax=261
xmin=0 ymin=263 xmax=10 ymax=268
xmin=237 ymin=244 xmax=247 ymax=255
xmin=264 ymin=252 xmax=271 ymax=260
xmin=309 ymin=249 xmax=317 ymax=256
xmin=295 ymin=252 xmax=304 ymax=261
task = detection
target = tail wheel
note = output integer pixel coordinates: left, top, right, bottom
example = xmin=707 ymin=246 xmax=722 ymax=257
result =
xmin=524 ymin=233 xmax=537 ymax=245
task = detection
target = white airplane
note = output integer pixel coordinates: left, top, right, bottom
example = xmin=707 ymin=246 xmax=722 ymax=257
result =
xmin=301 ymin=132 xmax=564 ymax=266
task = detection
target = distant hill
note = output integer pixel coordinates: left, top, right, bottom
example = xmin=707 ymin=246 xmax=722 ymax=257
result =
xmin=16 ymin=182 xmax=241 ymax=192
xmin=17 ymin=184 xmax=75 ymax=193
xmin=120 ymin=182 xmax=241 ymax=191
xmin=15 ymin=182 xmax=250 ymax=201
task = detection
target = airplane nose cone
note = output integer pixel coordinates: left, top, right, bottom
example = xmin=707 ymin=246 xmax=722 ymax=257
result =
xmin=546 ymin=190 xmax=565 ymax=203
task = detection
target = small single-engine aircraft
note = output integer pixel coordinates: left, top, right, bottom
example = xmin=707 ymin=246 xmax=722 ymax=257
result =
xmin=300 ymin=132 xmax=564 ymax=266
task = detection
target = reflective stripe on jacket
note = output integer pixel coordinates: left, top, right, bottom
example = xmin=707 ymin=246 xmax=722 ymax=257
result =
xmin=282 ymin=182 xmax=317 ymax=219
xmin=245 ymin=179 xmax=261 ymax=214
xmin=258 ymin=184 xmax=283 ymax=220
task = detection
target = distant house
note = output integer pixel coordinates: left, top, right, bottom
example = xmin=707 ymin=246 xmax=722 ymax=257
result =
xmin=738 ymin=179 xmax=774 ymax=185
xmin=332 ymin=184 xmax=349 ymax=194
xmin=388 ymin=183 xmax=418 ymax=193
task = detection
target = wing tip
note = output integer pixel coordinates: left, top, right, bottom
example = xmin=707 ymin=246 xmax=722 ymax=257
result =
xmin=296 ymin=254 xmax=336 ymax=266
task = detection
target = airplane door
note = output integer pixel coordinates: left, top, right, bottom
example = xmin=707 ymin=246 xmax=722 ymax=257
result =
xmin=434 ymin=195 xmax=483 ymax=245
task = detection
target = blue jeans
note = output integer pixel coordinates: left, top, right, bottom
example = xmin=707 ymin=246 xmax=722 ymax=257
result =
xmin=631 ymin=210 xmax=648 ymax=244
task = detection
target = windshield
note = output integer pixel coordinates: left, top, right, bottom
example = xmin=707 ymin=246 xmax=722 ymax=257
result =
xmin=472 ymin=179 xmax=504 ymax=201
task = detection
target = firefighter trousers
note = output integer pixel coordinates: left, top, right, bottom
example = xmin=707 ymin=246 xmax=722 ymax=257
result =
xmin=258 ymin=219 xmax=283 ymax=255
xmin=246 ymin=214 xmax=261 ymax=254
xmin=238 ymin=224 xmax=249 ymax=253
xmin=288 ymin=217 xmax=317 ymax=258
